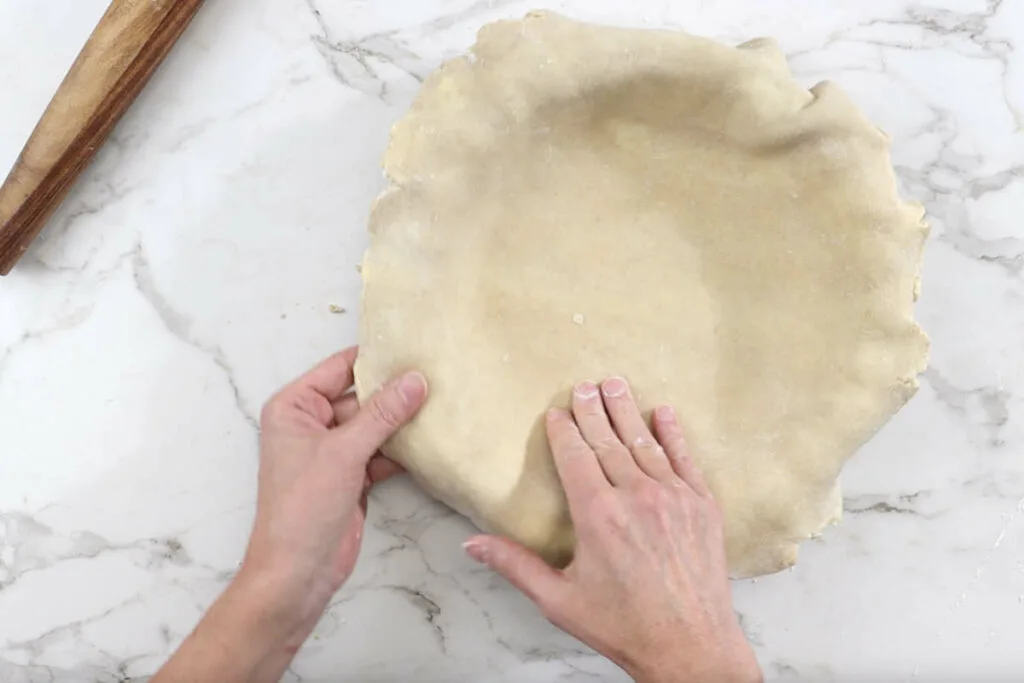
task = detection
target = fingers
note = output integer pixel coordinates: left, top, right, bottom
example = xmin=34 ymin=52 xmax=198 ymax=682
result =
xmin=571 ymin=381 xmax=640 ymax=486
xmin=264 ymin=348 xmax=360 ymax=428
xmin=332 ymin=393 xmax=360 ymax=426
xmin=463 ymin=535 xmax=566 ymax=610
xmin=652 ymin=405 xmax=713 ymax=497
xmin=600 ymin=378 xmax=676 ymax=482
xmin=334 ymin=396 xmax=406 ymax=480
xmin=546 ymin=408 xmax=611 ymax=513
xmin=367 ymin=455 xmax=405 ymax=484
xmin=293 ymin=346 xmax=359 ymax=401
xmin=361 ymin=456 xmax=406 ymax=512
xmin=334 ymin=371 xmax=428 ymax=459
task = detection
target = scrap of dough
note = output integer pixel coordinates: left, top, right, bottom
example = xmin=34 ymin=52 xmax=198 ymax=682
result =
xmin=354 ymin=12 xmax=929 ymax=578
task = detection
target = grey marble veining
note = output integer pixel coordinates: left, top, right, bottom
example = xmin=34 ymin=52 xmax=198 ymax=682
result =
xmin=0 ymin=0 xmax=1021 ymax=681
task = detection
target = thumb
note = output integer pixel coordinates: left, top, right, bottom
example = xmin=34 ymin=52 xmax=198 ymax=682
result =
xmin=464 ymin=535 xmax=565 ymax=609
xmin=337 ymin=371 xmax=428 ymax=457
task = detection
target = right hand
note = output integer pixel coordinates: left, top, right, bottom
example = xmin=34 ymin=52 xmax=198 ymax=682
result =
xmin=463 ymin=377 xmax=762 ymax=683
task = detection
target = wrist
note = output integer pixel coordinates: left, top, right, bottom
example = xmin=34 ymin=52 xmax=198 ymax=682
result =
xmin=632 ymin=660 xmax=762 ymax=683
xmin=625 ymin=635 xmax=762 ymax=683
xmin=231 ymin=563 xmax=331 ymax=650
xmin=153 ymin=570 xmax=321 ymax=683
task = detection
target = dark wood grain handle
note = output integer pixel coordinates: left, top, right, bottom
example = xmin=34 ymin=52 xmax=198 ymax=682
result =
xmin=0 ymin=0 xmax=206 ymax=275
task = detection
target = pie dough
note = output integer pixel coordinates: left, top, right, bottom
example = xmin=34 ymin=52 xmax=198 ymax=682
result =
xmin=354 ymin=12 xmax=929 ymax=577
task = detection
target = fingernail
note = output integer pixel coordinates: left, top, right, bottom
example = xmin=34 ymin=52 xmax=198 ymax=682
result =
xmin=655 ymin=405 xmax=676 ymax=422
xmin=396 ymin=372 xmax=428 ymax=405
xmin=574 ymin=381 xmax=599 ymax=399
xmin=463 ymin=540 xmax=488 ymax=564
xmin=602 ymin=377 xmax=628 ymax=398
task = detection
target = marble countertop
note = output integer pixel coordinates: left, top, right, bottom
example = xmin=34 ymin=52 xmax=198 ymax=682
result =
xmin=1 ymin=1 xmax=1022 ymax=681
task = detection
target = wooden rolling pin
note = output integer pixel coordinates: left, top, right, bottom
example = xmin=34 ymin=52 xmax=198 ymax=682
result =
xmin=0 ymin=0 xmax=206 ymax=275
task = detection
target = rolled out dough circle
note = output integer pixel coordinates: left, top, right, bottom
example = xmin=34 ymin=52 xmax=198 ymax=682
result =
xmin=355 ymin=12 xmax=929 ymax=577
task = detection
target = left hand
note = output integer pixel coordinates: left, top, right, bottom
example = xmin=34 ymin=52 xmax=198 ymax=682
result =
xmin=240 ymin=346 xmax=428 ymax=645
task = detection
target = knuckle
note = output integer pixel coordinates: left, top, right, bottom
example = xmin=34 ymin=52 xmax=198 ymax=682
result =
xmin=628 ymin=436 xmax=648 ymax=450
xmin=599 ymin=508 xmax=630 ymax=534
xmin=671 ymin=435 xmax=690 ymax=454
xmin=560 ymin=442 xmax=594 ymax=461
xmin=632 ymin=476 xmax=659 ymax=496
xmin=665 ymin=439 xmax=689 ymax=462
xmin=637 ymin=480 xmax=672 ymax=508
xmin=259 ymin=394 xmax=288 ymax=425
xmin=368 ymin=395 xmax=403 ymax=429
xmin=588 ymin=489 xmax=621 ymax=516
xmin=607 ymin=506 xmax=632 ymax=532
xmin=593 ymin=436 xmax=625 ymax=453
xmin=595 ymin=489 xmax=621 ymax=509
xmin=640 ymin=485 xmax=687 ymax=525
xmin=631 ymin=438 xmax=662 ymax=457
xmin=592 ymin=494 xmax=629 ymax=530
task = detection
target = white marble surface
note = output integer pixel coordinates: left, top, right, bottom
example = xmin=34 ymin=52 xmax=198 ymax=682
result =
xmin=1 ymin=0 xmax=1022 ymax=681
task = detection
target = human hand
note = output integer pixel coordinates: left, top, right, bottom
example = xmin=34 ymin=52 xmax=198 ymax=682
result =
xmin=463 ymin=378 xmax=762 ymax=683
xmin=240 ymin=346 xmax=427 ymax=645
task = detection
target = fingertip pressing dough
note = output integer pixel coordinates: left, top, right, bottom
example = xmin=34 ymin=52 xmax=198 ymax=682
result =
xmin=354 ymin=11 xmax=929 ymax=578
